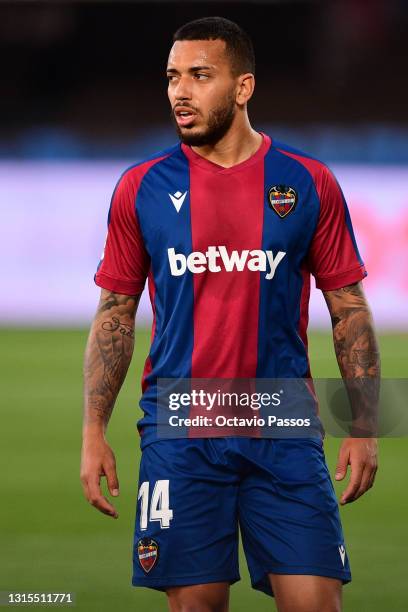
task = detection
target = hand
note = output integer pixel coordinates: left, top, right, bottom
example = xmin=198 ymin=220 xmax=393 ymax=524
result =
xmin=80 ymin=434 xmax=120 ymax=518
xmin=334 ymin=437 xmax=378 ymax=505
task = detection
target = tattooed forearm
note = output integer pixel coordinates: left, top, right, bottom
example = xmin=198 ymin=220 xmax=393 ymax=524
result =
xmin=102 ymin=316 xmax=135 ymax=338
xmin=323 ymin=282 xmax=380 ymax=378
xmin=83 ymin=290 xmax=141 ymax=430
xmin=323 ymin=282 xmax=380 ymax=436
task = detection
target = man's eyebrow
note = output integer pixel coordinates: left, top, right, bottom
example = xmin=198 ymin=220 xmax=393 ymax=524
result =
xmin=189 ymin=65 xmax=213 ymax=72
xmin=166 ymin=65 xmax=213 ymax=73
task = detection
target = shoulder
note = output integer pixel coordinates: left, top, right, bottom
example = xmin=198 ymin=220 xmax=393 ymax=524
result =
xmin=272 ymin=138 xmax=328 ymax=173
xmin=117 ymin=143 xmax=181 ymax=191
xmin=108 ymin=143 xmax=181 ymax=220
xmin=271 ymin=138 xmax=339 ymax=195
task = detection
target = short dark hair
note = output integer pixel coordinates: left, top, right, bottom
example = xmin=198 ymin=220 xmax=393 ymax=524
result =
xmin=173 ymin=16 xmax=255 ymax=76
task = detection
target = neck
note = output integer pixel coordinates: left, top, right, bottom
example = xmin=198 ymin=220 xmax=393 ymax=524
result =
xmin=190 ymin=114 xmax=262 ymax=168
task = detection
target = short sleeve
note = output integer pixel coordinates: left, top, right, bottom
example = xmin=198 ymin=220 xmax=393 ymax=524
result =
xmin=307 ymin=165 xmax=367 ymax=291
xmin=94 ymin=170 xmax=150 ymax=295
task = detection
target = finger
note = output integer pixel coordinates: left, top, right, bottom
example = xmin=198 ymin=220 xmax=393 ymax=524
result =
xmin=335 ymin=445 xmax=350 ymax=481
xmin=87 ymin=475 xmax=118 ymax=518
xmin=340 ymin=461 xmax=365 ymax=505
xmin=364 ymin=463 xmax=377 ymax=493
xmin=104 ymin=460 xmax=120 ymax=497
xmin=352 ymin=465 xmax=373 ymax=502
xmin=368 ymin=464 xmax=378 ymax=488
xmin=80 ymin=469 xmax=99 ymax=502
xmin=80 ymin=474 xmax=91 ymax=502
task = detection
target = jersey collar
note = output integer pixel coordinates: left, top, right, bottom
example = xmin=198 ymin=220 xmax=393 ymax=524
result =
xmin=180 ymin=132 xmax=271 ymax=174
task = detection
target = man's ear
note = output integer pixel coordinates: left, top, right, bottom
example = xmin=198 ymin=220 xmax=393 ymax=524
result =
xmin=236 ymin=73 xmax=255 ymax=105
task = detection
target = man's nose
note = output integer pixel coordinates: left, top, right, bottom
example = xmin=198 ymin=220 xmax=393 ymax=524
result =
xmin=174 ymin=76 xmax=192 ymax=100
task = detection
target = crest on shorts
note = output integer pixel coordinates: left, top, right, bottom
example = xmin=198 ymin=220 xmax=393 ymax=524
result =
xmin=137 ymin=538 xmax=159 ymax=573
xmin=268 ymin=185 xmax=297 ymax=218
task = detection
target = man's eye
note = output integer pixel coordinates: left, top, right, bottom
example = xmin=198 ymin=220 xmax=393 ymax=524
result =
xmin=195 ymin=73 xmax=209 ymax=80
xmin=167 ymin=75 xmax=177 ymax=81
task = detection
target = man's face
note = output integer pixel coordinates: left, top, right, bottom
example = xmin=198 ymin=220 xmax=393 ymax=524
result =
xmin=167 ymin=39 xmax=238 ymax=146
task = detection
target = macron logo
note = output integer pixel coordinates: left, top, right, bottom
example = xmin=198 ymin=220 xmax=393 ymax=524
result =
xmin=169 ymin=190 xmax=187 ymax=212
xmin=168 ymin=246 xmax=286 ymax=280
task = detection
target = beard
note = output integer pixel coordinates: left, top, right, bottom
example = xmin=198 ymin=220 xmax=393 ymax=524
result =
xmin=172 ymin=92 xmax=236 ymax=147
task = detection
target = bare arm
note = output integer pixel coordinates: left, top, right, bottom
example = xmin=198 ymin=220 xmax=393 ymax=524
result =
xmin=323 ymin=281 xmax=380 ymax=504
xmin=323 ymin=281 xmax=380 ymax=380
xmin=80 ymin=288 xmax=141 ymax=518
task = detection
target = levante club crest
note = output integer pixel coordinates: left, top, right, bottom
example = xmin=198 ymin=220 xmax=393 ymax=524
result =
xmin=137 ymin=538 xmax=159 ymax=573
xmin=268 ymin=185 xmax=298 ymax=218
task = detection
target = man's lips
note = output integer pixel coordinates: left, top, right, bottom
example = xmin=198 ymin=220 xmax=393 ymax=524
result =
xmin=174 ymin=106 xmax=197 ymax=127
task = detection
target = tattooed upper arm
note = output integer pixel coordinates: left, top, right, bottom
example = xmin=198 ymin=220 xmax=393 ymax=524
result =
xmin=322 ymin=282 xmax=380 ymax=378
xmin=323 ymin=281 xmax=366 ymax=325
xmin=96 ymin=288 xmax=141 ymax=322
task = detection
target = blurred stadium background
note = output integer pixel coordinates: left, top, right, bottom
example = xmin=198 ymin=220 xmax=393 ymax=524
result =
xmin=1 ymin=1 xmax=407 ymax=610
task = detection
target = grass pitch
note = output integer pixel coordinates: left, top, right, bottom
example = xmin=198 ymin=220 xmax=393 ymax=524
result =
xmin=0 ymin=329 xmax=407 ymax=611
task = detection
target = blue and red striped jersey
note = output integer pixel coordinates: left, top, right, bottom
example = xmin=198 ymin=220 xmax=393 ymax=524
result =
xmin=94 ymin=133 xmax=366 ymax=447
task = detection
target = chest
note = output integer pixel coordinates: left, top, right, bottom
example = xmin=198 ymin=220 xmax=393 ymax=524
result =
xmin=137 ymin=156 xmax=320 ymax=262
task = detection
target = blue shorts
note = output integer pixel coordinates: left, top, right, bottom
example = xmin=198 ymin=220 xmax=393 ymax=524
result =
xmin=132 ymin=437 xmax=351 ymax=597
